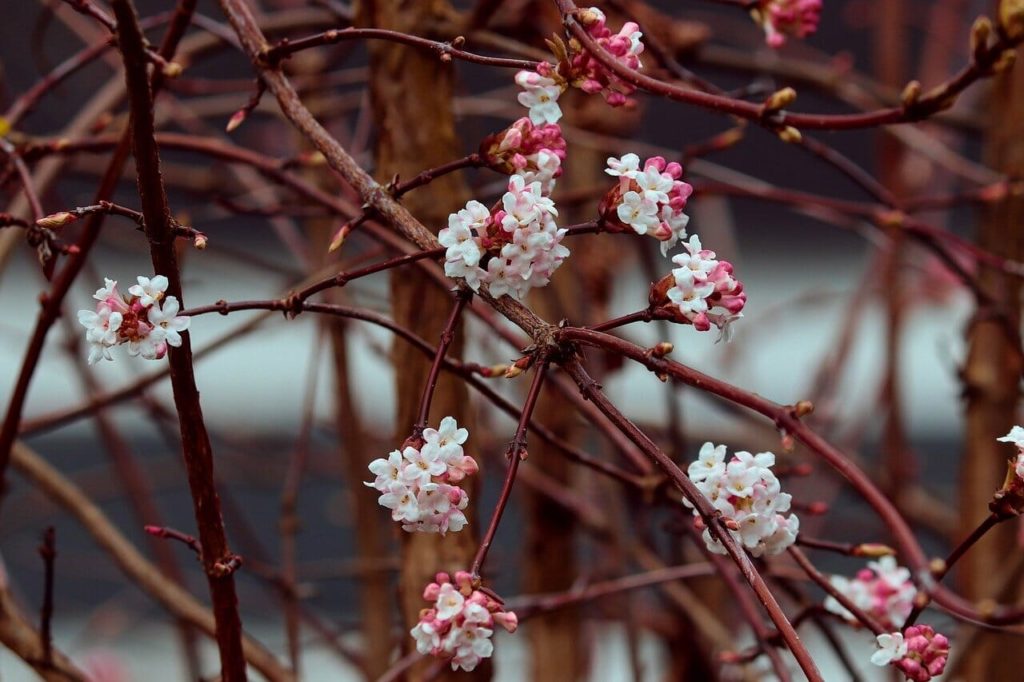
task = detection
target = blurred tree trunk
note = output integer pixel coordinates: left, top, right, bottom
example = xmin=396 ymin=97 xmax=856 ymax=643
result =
xmin=291 ymin=45 xmax=396 ymax=678
xmin=957 ymin=28 xmax=1024 ymax=681
xmin=357 ymin=1 xmax=481 ymax=679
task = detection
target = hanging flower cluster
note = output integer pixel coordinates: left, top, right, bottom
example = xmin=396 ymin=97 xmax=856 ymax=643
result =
xmin=600 ymin=153 xmax=694 ymax=254
xmin=480 ymin=117 xmax=567 ymax=194
xmin=648 ymin=236 xmax=747 ymax=339
xmin=440 ymin=175 xmax=569 ymax=300
xmin=514 ymin=7 xmax=645 ymax=125
xmin=871 ymin=626 xmax=949 ymax=682
xmin=823 ymin=556 xmax=917 ymax=630
xmin=752 ymin=0 xmax=823 ymax=48
xmin=77 ymin=276 xmax=190 ymax=365
xmin=365 ymin=417 xmax=478 ymax=534
xmin=683 ymin=442 xmax=799 ymax=557
xmin=410 ymin=571 xmax=518 ymax=672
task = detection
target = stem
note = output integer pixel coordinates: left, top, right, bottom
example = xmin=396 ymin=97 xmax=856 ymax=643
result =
xmin=262 ymin=27 xmax=538 ymax=70
xmin=553 ymin=0 xmax=1023 ymax=131
xmin=110 ymin=1 xmax=247 ymax=678
xmin=37 ymin=527 xmax=56 ymax=667
xmin=471 ymin=360 xmax=549 ymax=577
xmin=789 ymin=547 xmax=885 ymax=635
xmin=904 ymin=512 xmax=1003 ymax=626
xmin=413 ymin=290 xmax=472 ymax=431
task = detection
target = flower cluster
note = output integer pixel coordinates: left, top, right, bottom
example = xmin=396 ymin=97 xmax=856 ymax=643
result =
xmin=565 ymin=7 xmax=644 ymax=106
xmin=514 ymin=7 xmax=644 ymax=125
xmin=440 ymin=174 xmax=569 ymax=300
xmin=649 ymin=236 xmax=747 ymax=339
xmin=410 ymin=571 xmax=518 ymax=672
xmin=753 ymin=0 xmax=823 ymax=48
xmin=480 ymin=117 xmax=567 ymax=194
xmin=823 ymin=556 xmax=917 ymax=630
xmin=871 ymin=626 xmax=949 ymax=682
xmin=365 ymin=417 xmax=478 ymax=534
xmin=77 ymin=276 xmax=190 ymax=365
xmin=683 ymin=442 xmax=799 ymax=557
xmin=601 ymin=153 xmax=694 ymax=254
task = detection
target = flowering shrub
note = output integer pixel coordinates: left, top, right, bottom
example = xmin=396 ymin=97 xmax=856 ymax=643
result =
xmin=824 ymin=556 xmax=917 ymax=630
xmin=77 ymin=276 xmax=190 ymax=364
xmin=410 ymin=571 xmax=518 ymax=672
xmin=4 ymin=0 xmax=1023 ymax=679
xmin=684 ymin=442 xmax=799 ymax=556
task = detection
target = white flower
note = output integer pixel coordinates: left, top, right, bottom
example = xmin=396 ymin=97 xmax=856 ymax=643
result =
xmin=605 ymin=153 xmax=640 ymax=179
xmin=402 ymin=446 xmax=447 ymax=488
xmin=411 ymin=620 xmax=441 ymax=654
xmin=997 ymin=426 xmax=1024 ymax=450
xmin=78 ymin=307 xmax=123 ymax=347
xmin=365 ymin=450 xmax=404 ymax=491
xmin=635 ymin=165 xmax=674 ymax=204
xmin=422 ymin=416 xmax=469 ymax=464
xmin=93 ymin=278 xmax=119 ymax=302
xmin=616 ymin=191 xmax=660 ymax=234
xmin=871 ymin=632 xmax=908 ymax=666
xmin=147 ymin=296 xmax=190 ymax=348
xmin=515 ymin=72 xmax=563 ymax=125
xmin=378 ymin=481 xmax=420 ymax=523
xmin=435 ymin=583 xmax=465 ymax=620
xmin=667 ymin=269 xmax=715 ymax=315
xmin=127 ymin=275 xmax=168 ymax=307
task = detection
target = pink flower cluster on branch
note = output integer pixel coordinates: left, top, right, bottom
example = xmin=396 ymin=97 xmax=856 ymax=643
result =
xmin=480 ymin=117 xmax=567 ymax=194
xmin=650 ymin=236 xmax=747 ymax=339
xmin=871 ymin=625 xmax=949 ymax=681
xmin=77 ymin=276 xmax=190 ymax=364
xmin=601 ymin=153 xmax=694 ymax=254
xmin=823 ymin=556 xmax=917 ymax=630
xmin=514 ymin=7 xmax=645 ymax=124
xmin=364 ymin=417 xmax=478 ymax=534
xmin=410 ymin=571 xmax=518 ymax=672
xmin=684 ymin=442 xmax=799 ymax=557
xmin=440 ymin=175 xmax=569 ymax=300
xmin=753 ymin=0 xmax=823 ymax=48
xmin=992 ymin=425 xmax=1024 ymax=516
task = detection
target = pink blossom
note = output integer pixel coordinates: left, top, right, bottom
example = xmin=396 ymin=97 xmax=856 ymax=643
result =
xmin=410 ymin=572 xmax=517 ymax=672
xmin=871 ymin=625 xmax=949 ymax=681
xmin=77 ymin=274 xmax=189 ymax=365
xmin=481 ymin=118 xmax=567 ymax=193
xmin=601 ymin=155 xmax=694 ymax=254
xmin=824 ymin=556 xmax=916 ymax=630
xmin=648 ymin=236 xmax=746 ymax=339
xmin=684 ymin=442 xmax=798 ymax=556
xmin=365 ymin=418 xmax=478 ymax=535
xmin=440 ymin=174 xmax=569 ymax=300
xmin=755 ymin=0 xmax=823 ymax=48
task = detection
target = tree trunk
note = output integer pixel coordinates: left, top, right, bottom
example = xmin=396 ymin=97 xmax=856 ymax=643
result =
xmin=357 ymin=1 xmax=481 ymax=679
xmin=957 ymin=31 xmax=1024 ymax=681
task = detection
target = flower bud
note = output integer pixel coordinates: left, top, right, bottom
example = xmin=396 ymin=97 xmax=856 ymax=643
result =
xmin=36 ymin=212 xmax=77 ymax=229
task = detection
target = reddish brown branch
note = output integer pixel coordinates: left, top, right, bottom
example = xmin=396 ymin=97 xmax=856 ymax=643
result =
xmin=110 ymin=0 xmax=247 ymax=678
